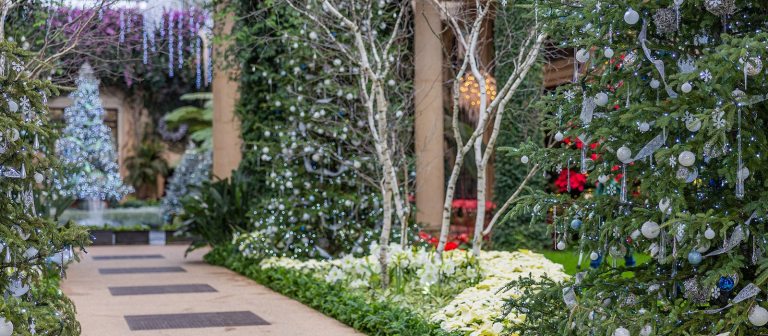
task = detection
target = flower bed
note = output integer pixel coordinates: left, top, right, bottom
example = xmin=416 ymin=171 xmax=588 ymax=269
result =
xmin=209 ymin=241 xmax=568 ymax=336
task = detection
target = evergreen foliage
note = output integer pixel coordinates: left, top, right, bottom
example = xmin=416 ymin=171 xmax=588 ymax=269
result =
xmin=0 ymin=41 xmax=89 ymax=335
xmin=503 ymin=1 xmax=768 ymax=334
xmin=161 ymin=144 xmax=212 ymax=223
xmin=218 ymin=0 xmax=412 ymax=259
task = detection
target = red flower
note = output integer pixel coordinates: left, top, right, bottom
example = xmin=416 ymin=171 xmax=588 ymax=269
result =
xmin=418 ymin=231 xmax=431 ymax=241
xmin=554 ymin=169 xmax=587 ymax=193
xmin=445 ymin=241 xmax=459 ymax=251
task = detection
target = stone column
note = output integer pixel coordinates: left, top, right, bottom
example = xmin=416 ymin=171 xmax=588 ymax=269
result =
xmin=414 ymin=0 xmax=445 ymax=232
xmin=212 ymin=5 xmax=242 ymax=179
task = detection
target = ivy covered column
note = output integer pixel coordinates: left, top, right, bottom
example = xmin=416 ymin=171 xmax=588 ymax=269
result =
xmin=414 ymin=0 xmax=445 ymax=232
xmin=212 ymin=4 xmax=242 ymax=179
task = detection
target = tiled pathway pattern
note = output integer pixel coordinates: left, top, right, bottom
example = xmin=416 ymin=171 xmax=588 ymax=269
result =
xmin=62 ymin=245 xmax=362 ymax=336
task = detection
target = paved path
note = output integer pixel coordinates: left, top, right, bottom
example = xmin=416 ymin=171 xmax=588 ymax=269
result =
xmin=62 ymin=245 xmax=362 ymax=336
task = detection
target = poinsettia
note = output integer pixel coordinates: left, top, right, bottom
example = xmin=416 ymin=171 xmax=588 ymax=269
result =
xmin=554 ymin=169 xmax=587 ymax=193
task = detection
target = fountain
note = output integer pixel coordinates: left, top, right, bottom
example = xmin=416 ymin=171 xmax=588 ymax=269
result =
xmin=84 ymin=198 xmax=106 ymax=226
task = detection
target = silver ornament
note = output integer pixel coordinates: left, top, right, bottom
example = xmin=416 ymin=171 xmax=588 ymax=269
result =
xmin=704 ymin=0 xmax=735 ymax=17
xmin=653 ymin=8 xmax=678 ymax=34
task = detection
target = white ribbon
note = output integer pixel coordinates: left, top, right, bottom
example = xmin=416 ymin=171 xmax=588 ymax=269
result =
xmin=639 ymin=20 xmax=678 ymax=99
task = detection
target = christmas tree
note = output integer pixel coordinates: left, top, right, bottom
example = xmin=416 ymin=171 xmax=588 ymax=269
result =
xmin=504 ymin=1 xmax=768 ymax=334
xmin=161 ymin=143 xmax=212 ymax=223
xmin=55 ymin=63 xmax=131 ymax=201
xmin=229 ymin=0 xmax=412 ymax=260
xmin=0 ymin=41 xmax=89 ymax=335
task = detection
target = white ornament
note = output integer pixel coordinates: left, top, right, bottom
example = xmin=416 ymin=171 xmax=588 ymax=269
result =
xmin=521 ymin=155 xmax=529 ymax=164
xmin=650 ymin=79 xmax=660 ymax=89
xmin=598 ymin=175 xmax=610 ymax=184
xmin=659 ymin=197 xmax=672 ymax=214
xmin=738 ymin=167 xmax=750 ymax=180
xmin=673 ymin=0 xmax=684 ymax=5
xmin=749 ymin=306 xmax=768 ymax=327
xmin=0 ymin=317 xmax=12 ymax=336
xmin=556 ymin=241 xmax=566 ymax=250
xmin=590 ymin=251 xmax=599 ymax=260
xmin=34 ymin=172 xmax=44 ymax=184
xmin=7 ymin=100 xmax=18 ymax=113
xmin=704 ymin=227 xmax=716 ymax=240
xmin=681 ymin=82 xmax=692 ymax=93
xmin=24 ymin=247 xmax=38 ymax=260
xmin=742 ymin=57 xmax=763 ymax=76
xmin=333 ymin=59 xmax=342 ymax=66
xmin=686 ymin=118 xmax=702 ymax=132
xmin=8 ymin=279 xmax=29 ymax=297
xmin=631 ymin=229 xmax=641 ymax=240
xmin=575 ymin=49 xmax=590 ymax=63
xmin=641 ymin=221 xmax=661 ymax=239
xmin=640 ymin=324 xmax=653 ymax=336
xmin=638 ymin=122 xmax=650 ymax=132
xmin=678 ymin=151 xmax=696 ymax=167
xmin=617 ymin=146 xmax=632 ymax=163
xmin=624 ymin=8 xmax=640 ymax=25
xmin=309 ymin=31 xmax=318 ymax=40
xmin=613 ymin=327 xmax=630 ymax=336
xmin=554 ymin=131 xmax=564 ymax=142
xmin=594 ymin=92 xmax=609 ymax=106
xmin=604 ymin=47 xmax=614 ymax=58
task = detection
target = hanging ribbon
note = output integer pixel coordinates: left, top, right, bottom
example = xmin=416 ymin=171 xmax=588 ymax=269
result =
xmin=580 ymin=93 xmax=596 ymax=125
xmin=639 ymin=20 xmax=678 ymax=99
xmin=562 ymin=286 xmax=578 ymax=308
xmin=702 ymin=283 xmax=761 ymax=314
xmin=704 ymin=212 xmax=756 ymax=257
xmin=633 ymin=132 xmax=667 ymax=161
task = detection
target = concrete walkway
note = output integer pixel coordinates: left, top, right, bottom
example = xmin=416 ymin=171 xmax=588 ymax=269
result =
xmin=62 ymin=245 xmax=362 ymax=336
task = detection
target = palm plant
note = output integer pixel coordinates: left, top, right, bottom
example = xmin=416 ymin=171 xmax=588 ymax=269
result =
xmin=163 ymin=92 xmax=213 ymax=149
xmin=125 ymin=138 xmax=170 ymax=200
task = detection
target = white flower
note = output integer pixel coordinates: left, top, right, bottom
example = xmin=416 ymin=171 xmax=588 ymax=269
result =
xmin=324 ymin=267 xmax=345 ymax=283
xmin=349 ymin=279 xmax=369 ymax=289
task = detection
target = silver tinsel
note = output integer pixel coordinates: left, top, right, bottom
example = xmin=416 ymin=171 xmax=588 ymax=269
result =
xmin=653 ymin=8 xmax=678 ymax=34
xmin=704 ymin=0 xmax=735 ymax=17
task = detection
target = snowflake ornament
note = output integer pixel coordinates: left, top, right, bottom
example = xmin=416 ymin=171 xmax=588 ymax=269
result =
xmin=699 ymin=69 xmax=712 ymax=82
xmin=555 ymin=163 xmax=563 ymax=174
xmin=683 ymin=111 xmax=695 ymax=123
xmin=564 ymin=90 xmax=576 ymax=102
xmin=669 ymin=156 xmax=677 ymax=167
xmin=712 ymin=109 xmax=726 ymax=129
xmin=677 ymin=57 xmax=697 ymax=74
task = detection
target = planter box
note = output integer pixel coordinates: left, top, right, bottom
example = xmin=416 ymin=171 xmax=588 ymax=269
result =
xmin=90 ymin=230 xmax=115 ymax=245
xmin=165 ymin=231 xmax=195 ymax=244
xmin=115 ymin=231 xmax=150 ymax=245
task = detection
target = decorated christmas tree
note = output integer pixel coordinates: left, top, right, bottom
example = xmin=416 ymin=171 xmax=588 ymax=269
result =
xmin=55 ymin=63 xmax=131 ymax=201
xmin=504 ymin=1 xmax=768 ymax=334
xmin=0 ymin=41 xmax=89 ymax=335
xmin=161 ymin=143 xmax=212 ymax=223
xmin=229 ymin=0 xmax=411 ymax=260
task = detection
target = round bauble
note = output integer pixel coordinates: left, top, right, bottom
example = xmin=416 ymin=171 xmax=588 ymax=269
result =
xmin=681 ymin=82 xmax=693 ymax=93
xmin=641 ymin=221 xmax=661 ymax=239
xmin=0 ymin=318 xmax=12 ymax=336
xmin=594 ymin=92 xmax=609 ymax=106
xmin=570 ymin=219 xmax=582 ymax=230
xmin=678 ymin=151 xmax=696 ymax=167
xmin=624 ymin=8 xmax=640 ymax=25
xmin=659 ymin=197 xmax=672 ymax=214
xmin=604 ymin=47 xmax=614 ymax=58
xmin=640 ymin=324 xmax=653 ymax=336
xmin=7 ymin=100 xmax=18 ymax=113
xmin=590 ymin=251 xmax=599 ymax=260
xmin=686 ymin=118 xmax=702 ymax=132
xmin=704 ymin=227 xmax=716 ymax=240
xmin=631 ymin=229 xmax=641 ymax=240
xmin=613 ymin=327 xmax=630 ymax=336
xmin=638 ymin=122 xmax=650 ymax=132
xmin=617 ymin=146 xmax=632 ymax=163
xmin=333 ymin=58 xmax=342 ymax=66
xmin=738 ymin=167 xmax=750 ymax=181
xmin=687 ymin=250 xmax=703 ymax=265
xmin=649 ymin=79 xmax=660 ymax=89
xmin=554 ymin=131 xmax=564 ymax=142
xmin=750 ymin=306 xmax=768 ymax=327
xmin=576 ymin=48 xmax=590 ymax=63
xmin=521 ymin=155 xmax=530 ymax=164
xmin=8 ymin=280 xmax=29 ymax=297
xmin=556 ymin=241 xmax=566 ymax=250
xmin=743 ymin=57 xmax=763 ymax=76
xmin=309 ymin=31 xmax=318 ymax=40
xmin=34 ymin=172 xmax=44 ymax=184
xmin=598 ymin=175 xmax=610 ymax=184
